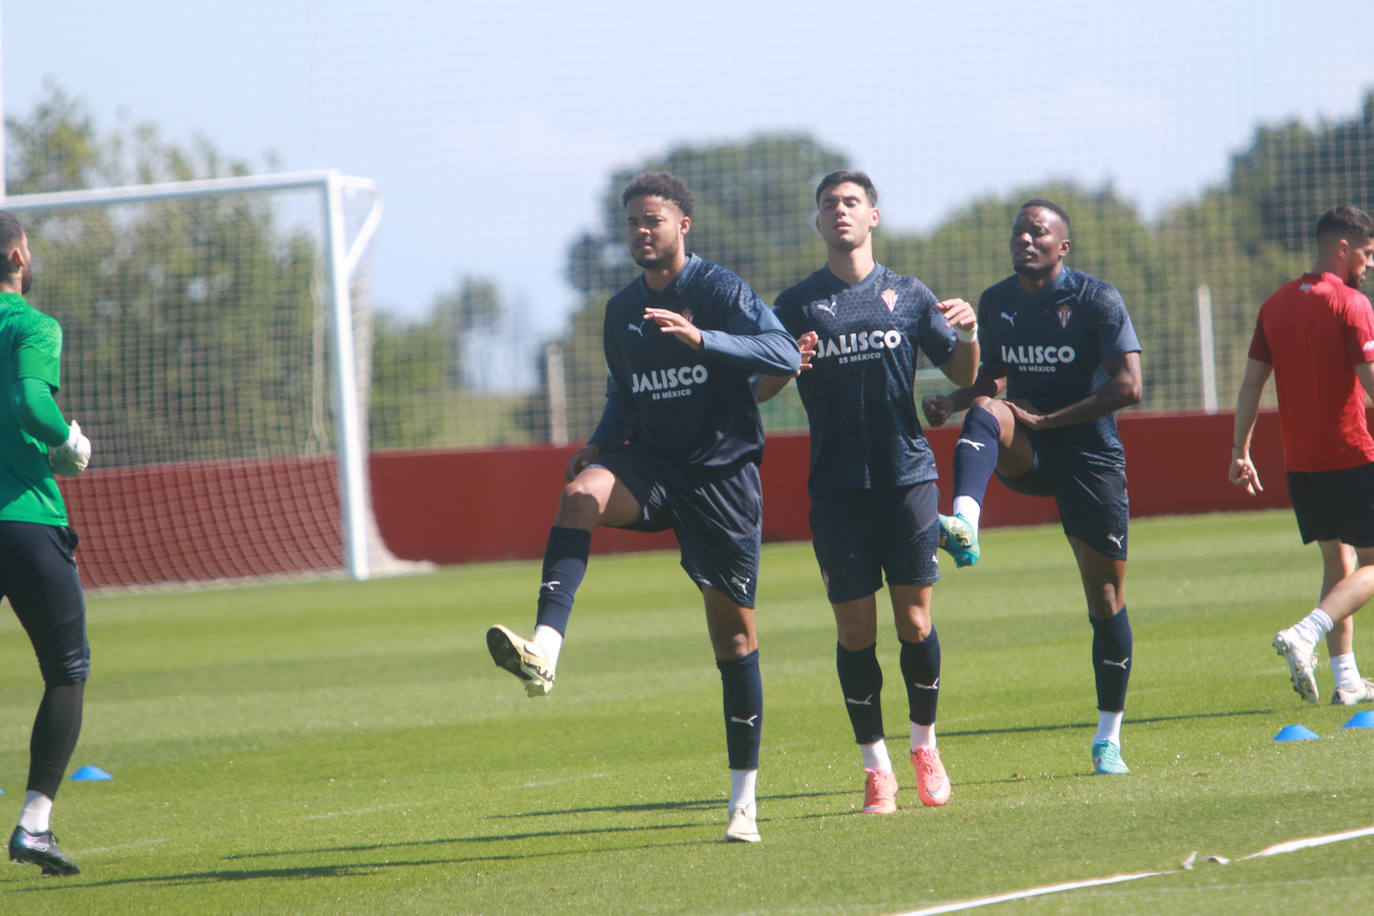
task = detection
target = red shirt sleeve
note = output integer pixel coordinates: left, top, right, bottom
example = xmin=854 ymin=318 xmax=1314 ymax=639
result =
xmin=1342 ymin=293 xmax=1374 ymax=365
xmin=1248 ymin=315 xmax=1272 ymax=364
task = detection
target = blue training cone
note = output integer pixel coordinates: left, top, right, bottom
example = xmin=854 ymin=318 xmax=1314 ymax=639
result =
xmin=1273 ymin=724 xmax=1320 ymax=741
xmin=70 ymin=765 xmax=113 ymax=781
xmin=1343 ymin=710 xmax=1374 ymax=729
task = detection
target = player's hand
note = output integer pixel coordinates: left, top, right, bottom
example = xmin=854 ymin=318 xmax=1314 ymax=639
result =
xmin=922 ymin=394 xmax=954 ymax=427
xmin=1228 ymin=455 xmax=1263 ymax=496
xmin=50 ymin=420 xmax=91 ymax=477
xmin=937 ymin=298 xmax=977 ymax=337
xmin=565 ymin=443 xmax=602 ymax=483
xmin=643 ymin=307 xmax=703 ymax=350
xmin=1005 ymin=399 xmax=1049 ymax=430
xmin=796 ymin=330 xmax=817 ymax=373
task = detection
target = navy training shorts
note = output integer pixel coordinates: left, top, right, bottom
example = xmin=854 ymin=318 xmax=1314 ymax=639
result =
xmin=809 ymin=480 xmax=940 ymax=604
xmin=592 ymin=444 xmax=762 ymax=607
xmin=995 ymin=438 xmax=1129 ymax=560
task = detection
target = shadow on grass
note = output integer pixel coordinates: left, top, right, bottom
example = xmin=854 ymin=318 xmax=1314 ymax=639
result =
xmin=215 ymin=791 xmax=849 ymax=863
xmin=7 ymin=833 xmax=717 ymax=893
xmin=482 ymin=788 xmax=846 ymax=820
xmin=941 ymin=708 xmax=1272 ymax=739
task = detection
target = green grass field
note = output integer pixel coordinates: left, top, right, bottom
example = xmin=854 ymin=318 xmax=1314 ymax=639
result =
xmin=2 ymin=509 xmax=1373 ymax=914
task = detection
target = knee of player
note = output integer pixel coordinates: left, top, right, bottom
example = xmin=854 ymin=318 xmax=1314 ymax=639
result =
xmin=834 ymin=618 xmax=878 ymax=651
xmin=557 ymin=479 xmax=606 ymax=526
xmin=39 ymin=649 xmax=90 ymax=686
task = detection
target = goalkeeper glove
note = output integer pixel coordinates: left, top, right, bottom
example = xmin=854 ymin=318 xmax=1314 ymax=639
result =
xmin=50 ymin=420 xmax=92 ymax=477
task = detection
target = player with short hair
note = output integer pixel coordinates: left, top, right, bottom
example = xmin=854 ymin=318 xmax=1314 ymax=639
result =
xmin=922 ymin=199 xmax=1142 ymax=775
xmin=0 ymin=211 xmax=94 ymax=876
xmin=760 ymin=170 xmax=977 ymax=813
xmin=1232 ymin=204 xmax=1374 ymax=705
xmin=486 ymin=172 xmax=800 ymax=843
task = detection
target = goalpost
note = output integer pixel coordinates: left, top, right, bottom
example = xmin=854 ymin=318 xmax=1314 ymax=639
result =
xmin=2 ymin=170 xmax=420 ymax=588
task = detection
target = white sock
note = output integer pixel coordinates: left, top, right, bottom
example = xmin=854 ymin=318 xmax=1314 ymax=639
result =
xmin=1331 ymin=653 xmax=1362 ymax=691
xmin=1094 ymin=710 xmax=1123 ymax=745
xmin=1292 ymin=609 xmax=1334 ymax=647
xmin=19 ymin=792 xmax=53 ymax=835
xmin=952 ymin=496 xmax=981 ymax=532
xmin=909 ymin=722 xmax=937 ymax=751
xmin=532 ymin=625 xmax=563 ymax=670
xmin=860 ymin=739 xmax=893 ymax=772
xmin=729 ymin=768 xmax=757 ymax=812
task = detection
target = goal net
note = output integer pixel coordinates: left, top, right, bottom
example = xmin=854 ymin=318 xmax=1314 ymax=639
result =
xmin=4 ymin=171 xmax=421 ymax=589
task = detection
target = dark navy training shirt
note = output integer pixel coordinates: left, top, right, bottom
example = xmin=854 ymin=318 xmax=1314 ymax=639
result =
xmin=774 ymin=264 xmax=958 ymax=497
xmin=978 ymin=267 xmax=1141 ymax=461
xmin=590 ymin=254 xmax=800 ymax=469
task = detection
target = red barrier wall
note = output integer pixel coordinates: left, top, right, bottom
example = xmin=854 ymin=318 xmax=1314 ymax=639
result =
xmin=368 ymin=410 xmax=1293 ymax=565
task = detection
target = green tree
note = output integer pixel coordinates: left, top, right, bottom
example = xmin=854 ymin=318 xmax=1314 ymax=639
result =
xmin=7 ymin=82 xmax=321 ymax=465
xmin=536 ymin=134 xmax=848 ymax=442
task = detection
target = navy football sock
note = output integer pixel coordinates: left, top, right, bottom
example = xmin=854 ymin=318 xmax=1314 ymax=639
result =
xmin=1091 ymin=608 xmax=1132 ymax=712
xmin=953 ymin=405 xmax=1002 ymax=505
xmin=533 ymin=526 xmax=591 ymax=635
xmin=836 ymin=643 xmax=885 ymax=744
xmin=717 ymin=650 xmax=763 ymax=770
xmin=899 ymin=628 xmax=941 ymax=726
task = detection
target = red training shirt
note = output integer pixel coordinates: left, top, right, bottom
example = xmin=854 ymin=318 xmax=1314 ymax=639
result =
xmin=1249 ymin=271 xmax=1374 ymax=471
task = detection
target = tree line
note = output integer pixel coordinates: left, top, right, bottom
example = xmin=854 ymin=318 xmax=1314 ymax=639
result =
xmin=9 ymin=81 xmax=1374 ymax=458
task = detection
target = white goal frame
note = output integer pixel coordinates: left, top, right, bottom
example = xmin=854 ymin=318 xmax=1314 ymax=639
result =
xmin=2 ymin=170 xmax=384 ymax=580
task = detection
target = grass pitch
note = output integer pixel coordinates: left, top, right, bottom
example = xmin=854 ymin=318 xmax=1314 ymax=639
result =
xmin=1 ymin=509 xmax=1372 ymax=914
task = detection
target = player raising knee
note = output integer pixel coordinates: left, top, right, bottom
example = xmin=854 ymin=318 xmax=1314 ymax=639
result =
xmin=486 ymin=173 xmax=800 ymax=843
xmin=922 ymin=199 xmax=1142 ymax=775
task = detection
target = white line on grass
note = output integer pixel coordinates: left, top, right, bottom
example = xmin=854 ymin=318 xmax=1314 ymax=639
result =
xmin=891 ymin=823 xmax=1374 ymax=916
xmin=892 ymin=872 xmax=1164 ymax=916
xmin=1239 ymin=824 xmax=1374 ymax=859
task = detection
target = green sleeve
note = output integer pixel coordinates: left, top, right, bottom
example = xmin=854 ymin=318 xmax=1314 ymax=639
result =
xmin=15 ymin=315 xmax=62 ymax=388
xmin=10 ymin=377 xmax=69 ymax=446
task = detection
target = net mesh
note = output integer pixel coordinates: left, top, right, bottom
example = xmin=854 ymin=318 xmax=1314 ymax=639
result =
xmin=12 ymin=179 xmax=412 ymax=589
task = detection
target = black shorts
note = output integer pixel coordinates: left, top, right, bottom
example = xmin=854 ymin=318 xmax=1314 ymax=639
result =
xmin=996 ymin=439 xmax=1129 ymax=560
xmin=809 ymin=481 xmax=940 ymax=604
xmin=592 ymin=445 xmax=762 ymax=607
xmin=1286 ymin=464 xmax=1374 ymax=547
xmin=0 ymin=521 xmax=90 ymax=685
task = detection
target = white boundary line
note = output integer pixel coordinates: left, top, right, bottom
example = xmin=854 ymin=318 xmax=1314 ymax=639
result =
xmin=893 ymin=871 xmax=1164 ymax=916
xmin=891 ymin=823 xmax=1374 ymax=916
xmin=1239 ymin=824 xmax=1374 ymax=859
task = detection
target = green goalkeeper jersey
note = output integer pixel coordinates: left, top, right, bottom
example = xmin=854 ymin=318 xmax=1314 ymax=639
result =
xmin=0 ymin=291 xmax=68 ymax=526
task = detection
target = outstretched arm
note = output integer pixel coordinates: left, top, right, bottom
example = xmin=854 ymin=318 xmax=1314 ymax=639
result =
xmin=756 ymin=331 xmax=816 ymax=403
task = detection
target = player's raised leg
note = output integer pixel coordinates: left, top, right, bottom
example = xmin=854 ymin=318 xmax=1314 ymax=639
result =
xmin=705 ymin=586 xmax=763 ymax=842
xmin=487 ymin=465 xmax=642 ymax=697
xmin=940 ymin=398 xmax=1032 ymax=568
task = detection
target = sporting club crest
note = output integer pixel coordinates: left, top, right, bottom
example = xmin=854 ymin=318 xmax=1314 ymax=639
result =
xmin=1057 ymin=303 xmax=1073 ymax=329
xmin=880 ymin=289 xmax=898 ymax=312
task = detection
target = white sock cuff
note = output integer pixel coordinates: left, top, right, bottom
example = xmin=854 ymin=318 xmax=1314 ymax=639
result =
xmin=952 ymin=496 xmax=981 ymax=530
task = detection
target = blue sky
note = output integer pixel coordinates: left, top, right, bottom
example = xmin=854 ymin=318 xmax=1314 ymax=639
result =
xmin=4 ymin=1 xmax=1371 ymax=338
